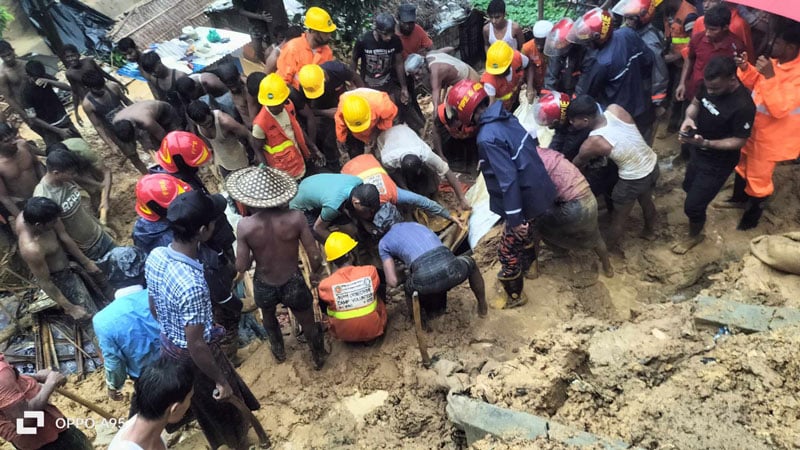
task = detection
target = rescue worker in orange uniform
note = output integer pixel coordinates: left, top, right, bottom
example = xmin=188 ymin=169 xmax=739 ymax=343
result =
xmin=727 ymin=24 xmax=800 ymax=230
xmin=334 ymin=88 xmax=398 ymax=164
xmin=252 ymin=73 xmax=325 ymax=180
xmin=481 ymin=40 xmax=534 ymax=110
xmin=153 ymin=130 xmax=213 ymax=193
xmin=276 ymin=6 xmax=337 ymax=89
xmin=318 ymin=232 xmax=387 ymax=343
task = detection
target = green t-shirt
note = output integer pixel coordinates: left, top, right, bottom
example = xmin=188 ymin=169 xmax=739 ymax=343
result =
xmin=289 ymin=174 xmax=362 ymax=222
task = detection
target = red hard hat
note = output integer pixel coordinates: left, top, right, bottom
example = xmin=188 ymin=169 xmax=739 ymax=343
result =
xmin=156 ymin=131 xmax=211 ymax=173
xmin=445 ymin=80 xmax=488 ymax=125
xmin=533 ymin=91 xmax=571 ymax=127
xmin=567 ymin=8 xmax=614 ymax=45
xmin=543 ymin=18 xmax=574 ymax=57
xmin=135 ymin=173 xmax=193 ymax=221
xmin=612 ymin=0 xmax=656 ymax=25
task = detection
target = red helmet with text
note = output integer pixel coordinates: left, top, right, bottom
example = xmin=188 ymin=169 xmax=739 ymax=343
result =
xmin=533 ymin=91 xmax=571 ymax=127
xmin=567 ymin=8 xmax=614 ymax=46
xmin=445 ymin=80 xmax=488 ymax=125
xmin=543 ymin=18 xmax=574 ymax=57
xmin=135 ymin=173 xmax=193 ymax=221
xmin=612 ymin=0 xmax=656 ymax=25
xmin=156 ymin=131 xmax=211 ymax=173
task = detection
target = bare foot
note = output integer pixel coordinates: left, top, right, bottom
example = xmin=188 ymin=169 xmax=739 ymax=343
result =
xmin=671 ymin=234 xmax=705 ymax=255
xmin=477 ymin=299 xmax=488 ymax=317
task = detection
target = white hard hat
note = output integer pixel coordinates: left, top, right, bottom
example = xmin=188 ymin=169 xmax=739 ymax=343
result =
xmin=533 ymin=20 xmax=555 ymax=39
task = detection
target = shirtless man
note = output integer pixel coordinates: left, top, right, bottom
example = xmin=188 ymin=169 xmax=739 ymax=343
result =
xmin=0 ymin=41 xmax=29 ymax=122
xmin=61 ymin=44 xmax=126 ymax=128
xmin=16 ymin=197 xmax=102 ymax=320
xmin=175 ymin=73 xmax=239 ymax=121
xmin=138 ymin=52 xmax=186 ymax=102
xmin=112 ymin=100 xmax=181 ymax=154
xmin=216 ymin=63 xmax=252 ymax=125
xmin=230 ymin=166 xmax=327 ymax=369
xmin=186 ymin=101 xmax=252 ymax=178
xmin=404 ymin=52 xmax=480 ymax=111
xmin=116 ymin=38 xmax=159 ymax=99
xmin=0 ymin=123 xmax=44 ymax=222
xmin=80 ymin=71 xmax=147 ymax=173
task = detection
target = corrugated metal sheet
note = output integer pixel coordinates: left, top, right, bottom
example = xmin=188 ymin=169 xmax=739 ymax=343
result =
xmin=108 ymin=0 xmax=214 ymax=45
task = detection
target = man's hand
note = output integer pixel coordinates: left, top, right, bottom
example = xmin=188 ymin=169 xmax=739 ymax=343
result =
xmin=674 ymin=84 xmax=686 ymax=101
xmin=64 ymin=304 xmax=90 ymax=321
xmin=678 ymin=131 xmax=705 ymax=147
xmin=734 ymin=52 xmax=749 ymax=71
xmin=400 ymin=87 xmax=410 ymax=105
xmin=512 ymin=222 xmax=529 ymax=240
xmin=55 ymin=128 xmax=71 ymax=139
xmin=679 ymin=117 xmax=696 ymax=133
xmin=458 ymin=199 xmax=472 ymax=212
xmin=45 ymin=370 xmax=66 ymax=388
xmin=34 ymin=78 xmax=51 ymax=88
xmin=261 ymin=12 xmax=273 ymax=22
xmin=108 ymin=389 xmax=124 ymax=401
xmin=213 ymin=381 xmax=233 ymax=401
xmin=451 ymin=214 xmax=467 ymax=229
xmin=755 ymin=55 xmax=775 ymax=79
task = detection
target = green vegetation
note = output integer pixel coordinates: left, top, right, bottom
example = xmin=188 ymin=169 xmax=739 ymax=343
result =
xmin=0 ymin=6 xmax=14 ymax=39
xmin=469 ymin=0 xmax=572 ymax=26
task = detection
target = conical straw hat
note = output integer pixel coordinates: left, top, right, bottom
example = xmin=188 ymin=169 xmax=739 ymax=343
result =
xmin=224 ymin=165 xmax=297 ymax=208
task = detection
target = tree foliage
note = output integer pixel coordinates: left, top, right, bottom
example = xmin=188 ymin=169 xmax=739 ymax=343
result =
xmin=0 ymin=6 xmax=14 ymax=39
xmin=470 ymin=0 xmax=572 ymax=26
xmin=303 ymin=0 xmax=380 ymax=42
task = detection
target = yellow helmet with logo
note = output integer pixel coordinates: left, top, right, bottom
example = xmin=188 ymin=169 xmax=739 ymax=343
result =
xmin=298 ymin=64 xmax=325 ymax=99
xmin=325 ymin=231 xmax=358 ymax=261
xmin=305 ymin=6 xmax=337 ymax=33
xmin=258 ymin=73 xmax=290 ymax=106
xmin=341 ymin=94 xmax=372 ymax=133
xmin=485 ymin=41 xmax=514 ymax=75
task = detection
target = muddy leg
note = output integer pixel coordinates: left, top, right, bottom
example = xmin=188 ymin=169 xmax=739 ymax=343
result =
xmin=594 ymin=238 xmax=614 ymax=277
xmin=638 ymin=189 xmax=657 ymax=240
xmin=606 ymin=201 xmax=636 ymax=249
xmin=293 ymin=307 xmax=327 ymax=370
xmin=259 ymin=306 xmax=285 ymax=362
xmin=467 ymin=266 xmax=488 ymax=317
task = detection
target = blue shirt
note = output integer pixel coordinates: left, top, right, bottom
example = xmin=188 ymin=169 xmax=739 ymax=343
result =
xmin=379 ymin=222 xmax=443 ymax=265
xmin=395 ymin=188 xmax=450 ymax=219
xmin=132 ymin=218 xmax=172 ymax=254
xmin=144 ymin=245 xmax=212 ymax=348
xmin=290 ymin=174 xmax=363 ymax=222
xmin=92 ymin=289 xmax=161 ymax=391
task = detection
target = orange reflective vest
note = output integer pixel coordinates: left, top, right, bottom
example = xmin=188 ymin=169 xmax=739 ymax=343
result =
xmin=668 ymin=1 xmax=696 ymax=54
xmin=436 ymin=104 xmax=477 ymax=139
xmin=738 ymin=56 xmax=800 ymax=162
xmin=318 ymin=265 xmax=387 ymax=342
xmin=341 ymin=154 xmax=398 ymax=204
xmin=480 ymin=51 xmax=525 ymax=110
xmin=252 ymin=100 xmax=310 ymax=179
xmin=521 ymin=40 xmax=545 ymax=93
xmin=335 ymin=88 xmax=399 ymax=144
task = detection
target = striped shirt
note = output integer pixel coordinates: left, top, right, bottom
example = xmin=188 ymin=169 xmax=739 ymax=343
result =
xmin=144 ymin=245 xmax=212 ymax=348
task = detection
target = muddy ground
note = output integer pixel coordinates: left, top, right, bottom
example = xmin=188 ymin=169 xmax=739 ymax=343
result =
xmin=2 ymin=47 xmax=800 ymax=448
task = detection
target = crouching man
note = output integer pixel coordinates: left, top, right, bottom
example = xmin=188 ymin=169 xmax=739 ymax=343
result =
xmin=318 ymin=232 xmax=387 ymax=343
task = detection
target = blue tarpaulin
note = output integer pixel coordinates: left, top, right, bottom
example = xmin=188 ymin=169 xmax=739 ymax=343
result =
xmin=20 ymin=0 xmax=115 ymax=57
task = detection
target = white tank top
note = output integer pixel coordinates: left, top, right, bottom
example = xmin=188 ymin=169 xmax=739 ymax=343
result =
xmin=425 ymin=52 xmax=478 ymax=81
xmin=198 ymin=110 xmax=249 ymax=171
xmin=590 ymin=110 xmax=657 ymax=180
xmin=488 ymin=20 xmax=517 ymax=49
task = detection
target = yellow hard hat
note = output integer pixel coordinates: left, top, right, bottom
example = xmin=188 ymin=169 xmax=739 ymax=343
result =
xmin=305 ymin=6 xmax=337 ymax=33
xmin=258 ymin=73 xmax=290 ymax=106
xmin=341 ymin=94 xmax=372 ymax=134
xmin=298 ymin=64 xmax=325 ymax=99
xmin=325 ymin=231 xmax=358 ymax=261
xmin=485 ymin=41 xmax=514 ymax=75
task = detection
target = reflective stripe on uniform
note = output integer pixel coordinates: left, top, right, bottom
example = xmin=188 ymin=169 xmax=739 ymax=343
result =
xmin=498 ymin=91 xmax=514 ymax=101
xmin=671 ymin=37 xmax=690 ymax=44
xmin=265 ymin=139 xmax=294 ymax=154
xmin=326 ymin=300 xmax=378 ymax=320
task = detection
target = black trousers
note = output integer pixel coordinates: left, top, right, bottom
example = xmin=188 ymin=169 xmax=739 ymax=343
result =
xmin=683 ymin=147 xmax=740 ymax=224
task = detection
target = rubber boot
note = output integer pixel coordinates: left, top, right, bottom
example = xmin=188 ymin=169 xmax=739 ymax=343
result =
xmin=731 ymin=173 xmax=748 ymax=203
xmin=737 ymin=196 xmax=767 ymax=230
xmin=309 ymin=325 xmax=328 ymax=370
xmin=498 ymin=274 xmax=527 ymax=308
xmin=266 ymin=329 xmax=286 ymax=363
xmin=521 ymin=244 xmax=539 ymax=279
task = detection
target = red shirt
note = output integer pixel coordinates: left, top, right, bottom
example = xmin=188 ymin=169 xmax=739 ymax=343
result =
xmin=398 ymin=24 xmax=433 ymax=59
xmin=692 ymin=7 xmax=755 ymax=63
xmin=686 ymin=31 xmax=745 ymax=100
xmin=0 ymin=355 xmax=65 ymax=450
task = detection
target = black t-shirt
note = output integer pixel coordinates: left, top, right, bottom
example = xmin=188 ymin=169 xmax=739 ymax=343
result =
xmin=310 ymin=61 xmax=352 ymax=110
xmin=22 ymin=81 xmax=67 ymax=124
xmin=695 ymin=83 xmax=755 ymax=141
xmin=353 ymin=31 xmax=403 ymax=89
